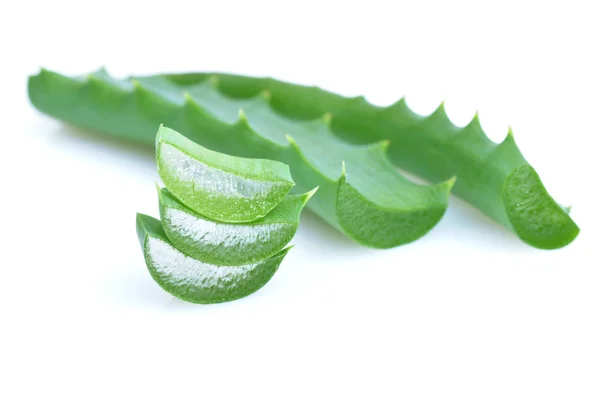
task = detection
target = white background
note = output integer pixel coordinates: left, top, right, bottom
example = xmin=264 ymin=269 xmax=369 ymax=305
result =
xmin=2 ymin=1 xmax=599 ymax=397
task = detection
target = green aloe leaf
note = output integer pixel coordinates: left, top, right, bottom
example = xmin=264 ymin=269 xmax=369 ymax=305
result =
xmin=136 ymin=213 xmax=289 ymax=304
xmin=28 ymin=68 xmax=454 ymax=249
xmin=156 ymin=125 xmax=294 ymax=223
xmin=177 ymin=73 xmax=579 ymax=249
xmin=158 ymin=186 xmax=315 ymax=265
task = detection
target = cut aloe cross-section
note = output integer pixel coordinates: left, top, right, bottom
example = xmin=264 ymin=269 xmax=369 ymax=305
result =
xmin=136 ymin=213 xmax=289 ymax=304
xmin=156 ymin=125 xmax=295 ymax=223
xmin=157 ymin=186 xmax=315 ymax=265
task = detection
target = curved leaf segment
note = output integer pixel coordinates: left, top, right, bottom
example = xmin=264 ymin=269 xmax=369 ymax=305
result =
xmin=29 ymin=68 xmax=578 ymax=248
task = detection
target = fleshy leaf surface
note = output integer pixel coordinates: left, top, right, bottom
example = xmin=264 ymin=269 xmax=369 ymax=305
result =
xmin=158 ymin=186 xmax=315 ymax=265
xmin=136 ymin=213 xmax=289 ymax=304
xmin=160 ymin=72 xmax=580 ymax=249
xmin=28 ymin=68 xmax=454 ymax=248
xmin=156 ymin=125 xmax=294 ymax=223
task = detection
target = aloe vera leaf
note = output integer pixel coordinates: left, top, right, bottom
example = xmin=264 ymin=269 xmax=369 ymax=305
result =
xmin=162 ymin=73 xmax=579 ymax=250
xmin=158 ymin=186 xmax=315 ymax=265
xmin=28 ymin=69 xmax=454 ymax=249
xmin=136 ymin=213 xmax=289 ymax=304
xmin=156 ymin=125 xmax=294 ymax=223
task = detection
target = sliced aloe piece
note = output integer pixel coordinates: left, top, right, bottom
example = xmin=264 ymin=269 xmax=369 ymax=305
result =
xmin=156 ymin=125 xmax=295 ymax=223
xmin=136 ymin=213 xmax=289 ymax=304
xmin=158 ymin=186 xmax=315 ymax=265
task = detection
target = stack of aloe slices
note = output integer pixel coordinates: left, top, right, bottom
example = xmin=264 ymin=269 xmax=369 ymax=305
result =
xmin=137 ymin=126 xmax=315 ymax=304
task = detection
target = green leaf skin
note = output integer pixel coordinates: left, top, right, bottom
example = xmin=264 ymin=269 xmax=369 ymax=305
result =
xmin=28 ymin=68 xmax=454 ymax=249
xmin=158 ymin=186 xmax=315 ymax=265
xmin=160 ymin=73 xmax=580 ymax=250
xmin=156 ymin=125 xmax=294 ymax=223
xmin=136 ymin=213 xmax=289 ymax=304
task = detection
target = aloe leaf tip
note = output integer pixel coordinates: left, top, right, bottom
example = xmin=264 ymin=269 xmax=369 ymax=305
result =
xmin=502 ymin=165 xmax=580 ymax=250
